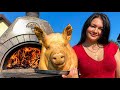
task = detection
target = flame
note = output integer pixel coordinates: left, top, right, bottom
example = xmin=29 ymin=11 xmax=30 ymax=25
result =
xmin=6 ymin=46 xmax=41 ymax=69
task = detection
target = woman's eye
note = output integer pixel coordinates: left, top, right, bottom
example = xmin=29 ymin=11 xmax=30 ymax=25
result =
xmin=90 ymin=25 xmax=95 ymax=28
xmin=100 ymin=28 xmax=103 ymax=30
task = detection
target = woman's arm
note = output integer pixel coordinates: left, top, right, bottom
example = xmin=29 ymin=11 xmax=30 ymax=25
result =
xmin=115 ymin=48 xmax=120 ymax=78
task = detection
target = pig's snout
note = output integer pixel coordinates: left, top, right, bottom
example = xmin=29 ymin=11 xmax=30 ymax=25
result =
xmin=51 ymin=53 xmax=65 ymax=65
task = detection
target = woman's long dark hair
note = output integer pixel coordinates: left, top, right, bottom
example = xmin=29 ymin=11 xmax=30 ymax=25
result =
xmin=77 ymin=12 xmax=110 ymax=45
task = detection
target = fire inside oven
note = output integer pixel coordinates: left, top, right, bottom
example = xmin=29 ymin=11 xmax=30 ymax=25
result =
xmin=3 ymin=43 xmax=41 ymax=70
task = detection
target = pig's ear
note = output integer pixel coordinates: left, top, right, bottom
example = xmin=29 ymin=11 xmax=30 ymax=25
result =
xmin=34 ymin=26 xmax=47 ymax=43
xmin=62 ymin=24 xmax=72 ymax=41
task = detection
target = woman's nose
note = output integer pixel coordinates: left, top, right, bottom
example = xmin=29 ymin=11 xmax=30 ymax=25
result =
xmin=94 ymin=28 xmax=98 ymax=32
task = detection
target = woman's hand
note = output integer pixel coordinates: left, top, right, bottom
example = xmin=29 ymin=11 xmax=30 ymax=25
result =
xmin=62 ymin=68 xmax=79 ymax=78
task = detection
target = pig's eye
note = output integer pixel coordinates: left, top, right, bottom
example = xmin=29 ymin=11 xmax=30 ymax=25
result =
xmin=64 ymin=43 xmax=67 ymax=47
xmin=46 ymin=46 xmax=50 ymax=49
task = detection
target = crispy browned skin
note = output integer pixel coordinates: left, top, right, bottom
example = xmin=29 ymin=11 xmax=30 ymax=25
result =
xmin=34 ymin=24 xmax=78 ymax=71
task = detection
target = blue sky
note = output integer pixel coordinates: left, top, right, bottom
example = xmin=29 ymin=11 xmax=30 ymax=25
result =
xmin=0 ymin=12 xmax=120 ymax=46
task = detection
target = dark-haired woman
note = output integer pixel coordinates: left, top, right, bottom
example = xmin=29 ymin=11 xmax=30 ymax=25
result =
xmin=62 ymin=12 xmax=120 ymax=78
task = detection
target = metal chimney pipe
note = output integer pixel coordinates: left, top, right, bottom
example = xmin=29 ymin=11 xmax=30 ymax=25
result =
xmin=26 ymin=12 xmax=39 ymax=18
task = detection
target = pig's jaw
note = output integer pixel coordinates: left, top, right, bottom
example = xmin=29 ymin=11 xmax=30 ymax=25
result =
xmin=46 ymin=58 xmax=66 ymax=70
xmin=51 ymin=60 xmax=65 ymax=70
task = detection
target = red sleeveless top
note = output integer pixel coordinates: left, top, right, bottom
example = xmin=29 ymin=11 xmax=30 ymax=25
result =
xmin=73 ymin=42 xmax=119 ymax=78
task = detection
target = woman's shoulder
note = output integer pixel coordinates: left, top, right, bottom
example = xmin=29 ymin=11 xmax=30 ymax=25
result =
xmin=108 ymin=41 xmax=119 ymax=47
xmin=72 ymin=44 xmax=83 ymax=52
xmin=105 ymin=41 xmax=119 ymax=54
xmin=72 ymin=44 xmax=81 ymax=49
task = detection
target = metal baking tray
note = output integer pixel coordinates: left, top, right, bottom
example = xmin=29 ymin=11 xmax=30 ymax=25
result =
xmin=34 ymin=69 xmax=70 ymax=75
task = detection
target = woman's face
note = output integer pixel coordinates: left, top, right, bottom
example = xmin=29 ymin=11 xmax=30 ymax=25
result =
xmin=86 ymin=17 xmax=103 ymax=43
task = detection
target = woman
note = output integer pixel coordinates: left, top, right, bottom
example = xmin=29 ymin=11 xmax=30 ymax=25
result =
xmin=62 ymin=12 xmax=120 ymax=78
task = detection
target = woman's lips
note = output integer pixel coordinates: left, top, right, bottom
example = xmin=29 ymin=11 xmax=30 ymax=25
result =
xmin=90 ymin=33 xmax=98 ymax=37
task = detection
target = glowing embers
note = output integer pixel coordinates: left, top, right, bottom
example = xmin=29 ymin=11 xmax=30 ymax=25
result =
xmin=6 ymin=46 xmax=40 ymax=69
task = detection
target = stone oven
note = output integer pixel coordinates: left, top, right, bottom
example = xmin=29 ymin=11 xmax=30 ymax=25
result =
xmin=0 ymin=12 xmax=56 ymax=78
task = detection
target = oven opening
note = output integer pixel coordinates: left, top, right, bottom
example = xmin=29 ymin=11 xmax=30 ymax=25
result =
xmin=3 ymin=42 xmax=41 ymax=70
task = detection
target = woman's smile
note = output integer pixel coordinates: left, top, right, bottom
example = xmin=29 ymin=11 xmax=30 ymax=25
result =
xmin=89 ymin=32 xmax=98 ymax=37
